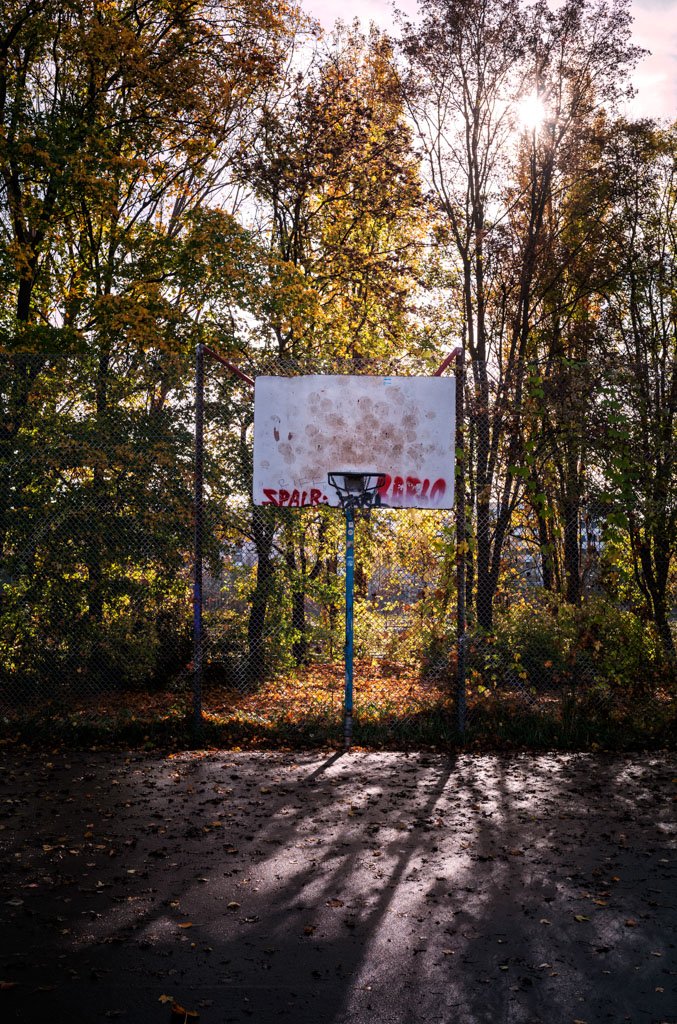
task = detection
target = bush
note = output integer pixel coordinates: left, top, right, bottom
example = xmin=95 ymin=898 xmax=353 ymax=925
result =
xmin=490 ymin=594 xmax=670 ymax=697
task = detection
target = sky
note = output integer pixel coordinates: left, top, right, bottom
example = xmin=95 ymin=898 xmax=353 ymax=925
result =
xmin=303 ymin=0 xmax=676 ymax=122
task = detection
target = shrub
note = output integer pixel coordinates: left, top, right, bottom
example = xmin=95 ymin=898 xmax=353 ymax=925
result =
xmin=491 ymin=594 xmax=670 ymax=697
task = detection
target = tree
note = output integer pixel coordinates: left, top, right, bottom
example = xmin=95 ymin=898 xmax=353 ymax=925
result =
xmin=400 ymin=0 xmax=641 ymax=629
xmin=597 ymin=121 xmax=676 ymax=658
xmin=230 ymin=23 xmax=433 ymax=670
xmin=241 ymin=21 xmax=429 ymax=362
xmin=0 ymin=0 xmax=300 ymax=681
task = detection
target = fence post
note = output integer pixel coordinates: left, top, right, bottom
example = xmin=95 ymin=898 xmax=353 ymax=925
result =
xmin=193 ymin=343 xmax=204 ymax=737
xmin=455 ymin=349 xmax=467 ymax=738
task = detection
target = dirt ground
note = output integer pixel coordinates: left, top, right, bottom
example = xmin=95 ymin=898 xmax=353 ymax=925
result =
xmin=1 ymin=750 xmax=676 ymax=1024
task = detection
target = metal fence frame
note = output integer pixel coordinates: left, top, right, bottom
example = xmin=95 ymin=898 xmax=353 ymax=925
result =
xmin=192 ymin=343 xmax=468 ymax=741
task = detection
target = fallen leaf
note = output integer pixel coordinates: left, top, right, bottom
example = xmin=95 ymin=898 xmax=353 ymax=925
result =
xmin=539 ymin=918 xmax=551 ymax=925
xmin=159 ymin=995 xmax=174 ymax=1004
xmin=625 ymin=919 xmax=638 ymax=927
xmin=303 ymin=925 xmax=316 ymax=936
xmin=226 ymin=902 xmax=240 ymax=911
xmin=326 ymin=899 xmax=344 ymax=908
xmin=442 ymin=949 xmax=455 ymax=956
xmin=0 ymin=981 xmax=17 ymax=990
xmin=574 ymin=915 xmax=590 ymax=922
xmin=169 ymin=1001 xmax=199 ymax=1021
xmin=177 ymin=922 xmax=193 ymax=929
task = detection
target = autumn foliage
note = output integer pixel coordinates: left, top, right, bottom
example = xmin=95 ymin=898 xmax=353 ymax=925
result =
xmin=0 ymin=0 xmax=675 ymax=749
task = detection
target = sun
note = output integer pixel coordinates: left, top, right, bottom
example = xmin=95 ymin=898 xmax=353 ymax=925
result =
xmin=516 ymin=91 xmax=547 ymax=131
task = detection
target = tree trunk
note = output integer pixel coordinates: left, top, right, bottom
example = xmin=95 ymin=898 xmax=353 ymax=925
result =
xmin=561 ymin=480 xmax=581 ymax=606
xmin=291 ymin=589 xmax=309 ymax=666
xmin=474 ymin=366 xmax=494 ymax=631
xmin=246 ymin=515 xmax=275 ymax=687
xmin=536 ymin=509 xmax=554 ymax=591
xmin=638 ymin=533 xmax=676 ymax=662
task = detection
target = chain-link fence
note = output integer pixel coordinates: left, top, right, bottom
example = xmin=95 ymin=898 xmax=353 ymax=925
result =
xmin=1 ymin=349 xmax=675 ymax=748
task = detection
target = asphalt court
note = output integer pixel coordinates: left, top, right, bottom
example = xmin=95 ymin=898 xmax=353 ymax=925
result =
xmin=1 ymin=750 xmax=675 ymax=1023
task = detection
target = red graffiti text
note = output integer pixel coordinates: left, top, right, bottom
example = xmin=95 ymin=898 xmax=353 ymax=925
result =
xmin=261 ymin=487 xmax=327 ymax=507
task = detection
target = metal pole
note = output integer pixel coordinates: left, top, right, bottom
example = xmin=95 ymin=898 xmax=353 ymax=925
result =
xmin=344 ymin=506 xmax=355 ymax=749
xmin=455 ymin=348 xmax=467 ymax=738
xmin=202 ymin=345 xmax=255 ymax=389
xmin=193 ymin=343 xmax=204 ymax=737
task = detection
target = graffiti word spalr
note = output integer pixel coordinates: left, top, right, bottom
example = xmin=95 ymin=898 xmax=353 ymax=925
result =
xmin=261 ymin=487 xmax=328 ymax=507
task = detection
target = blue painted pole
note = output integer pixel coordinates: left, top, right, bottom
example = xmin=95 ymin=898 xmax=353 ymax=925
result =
xmin=344 ymin=506 xmax=355 ymax=749
xmin=193 ymin=343 xmax=204 ymax=737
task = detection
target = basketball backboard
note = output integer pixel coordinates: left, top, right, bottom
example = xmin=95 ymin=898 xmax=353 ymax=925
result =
xmin=252 ymin=375 xmax=455 ymax=509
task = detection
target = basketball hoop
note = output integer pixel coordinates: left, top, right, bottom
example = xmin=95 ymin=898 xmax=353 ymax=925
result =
xmin=327 ymin=472 xmax=385 ymax=511
xmin=249 ymin=373 xmax=456 ymax=749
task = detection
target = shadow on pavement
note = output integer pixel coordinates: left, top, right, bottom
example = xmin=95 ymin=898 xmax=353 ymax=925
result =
xmin=0 ymin=751 xmax=675 ymax=1023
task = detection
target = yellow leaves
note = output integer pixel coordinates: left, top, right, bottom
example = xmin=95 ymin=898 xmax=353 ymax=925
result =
xmin=573 ymin=915 xmax=590 ymax=922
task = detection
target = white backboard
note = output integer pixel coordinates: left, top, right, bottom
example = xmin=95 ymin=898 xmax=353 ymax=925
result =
xmin=252 ymin=375 xmax=455 ymax=509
